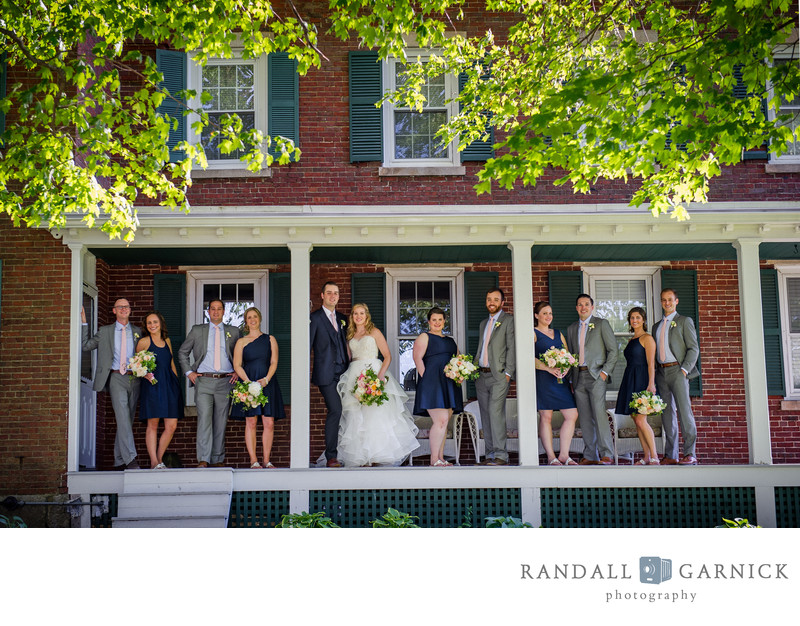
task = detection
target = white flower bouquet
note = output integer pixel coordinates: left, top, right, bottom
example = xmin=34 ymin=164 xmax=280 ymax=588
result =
xmin=352 ymin=367 xmax=388 ymax=407
xmin=230 ymin=380 xmax=269 ymax=409
xmin=539 ymin=347 xmax=578 ymax=384
xmin=127 ymin=350 xmax=157 ymax=384
xmin=444 ymin=354 xmax=480 ymax=385
xmin=629 ymin=390 xmax=667 ymax=415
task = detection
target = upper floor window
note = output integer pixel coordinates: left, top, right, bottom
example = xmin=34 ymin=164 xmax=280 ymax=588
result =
xmin=768 ymin=53 xmax=800 ymax=162
xmin=382 ymin=55 xmax=459 ymax=168
xmin=777 ymin=267 xmax=800 ymax=397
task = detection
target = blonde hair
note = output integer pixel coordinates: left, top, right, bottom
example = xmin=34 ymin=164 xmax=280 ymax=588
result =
xmin=347 ymin=303 xmax=375 ymax=340
xmin=243 ymin=306 xmax=262 ymax=334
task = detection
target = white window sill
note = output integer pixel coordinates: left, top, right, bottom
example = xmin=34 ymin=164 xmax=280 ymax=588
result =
xmin=191 ymin=168 xmax=273 ymax=179
xmin=765 ymin=162 xmax=800 ymax=173
xmin=781 ymin=400 xmax=800 ymax=410
xmin=379 ymin=166 xmax=466 ymax=177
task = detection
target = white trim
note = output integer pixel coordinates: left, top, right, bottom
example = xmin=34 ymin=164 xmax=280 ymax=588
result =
xmin=775 ymin=263 xmax=800 ymax=399
xmin=186 ymin=48 xmax=268 ymax=171
xmin=382 ymin=52 xmax=460 ymax=169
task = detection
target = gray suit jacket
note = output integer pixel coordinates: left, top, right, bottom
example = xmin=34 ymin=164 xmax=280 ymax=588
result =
xmin=566 ymin=315 xmax=618 ymax=382
xmin=476 ymin=311 xmax=516 ymax=379
xmin=82 ymin=323 xmax=142 ymax=392
xmin=178 ymin=323 xmax=241 ymax=385
xmin=652 ymin=313 xmax=700 ymax=379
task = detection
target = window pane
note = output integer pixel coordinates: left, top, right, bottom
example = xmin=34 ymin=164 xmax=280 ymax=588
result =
xmin=417 ymin=282 xmax=432 ymax=301
xmin=787 ymin=277 xmax=800 ymax=332
xmin=220 ymin=283 xmax=237 ymax=301
xmin=594 ymin=279 xmax=647 ymax=334
xmin=238 ymin=283 xmax=255 ymax=301
xmin=398 ymin=339 xmax=417 ymax=391
xmin=434 ymin=281 xmax=450 ymax=303
xmin=203 ymin=284 xmax=219 ymax=303
xmin=792 ymin=336 xmax=800 ymax=392
xmin=81 ymin=294 xmax=95 ymax=380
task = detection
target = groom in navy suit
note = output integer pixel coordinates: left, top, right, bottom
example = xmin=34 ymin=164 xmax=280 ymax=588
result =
xmin=310 ymin=281 xmax=350 ymax=467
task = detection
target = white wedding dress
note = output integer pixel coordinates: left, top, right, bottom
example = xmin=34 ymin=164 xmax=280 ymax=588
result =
xmin=336 ymin=335 xmax=420 ymax=467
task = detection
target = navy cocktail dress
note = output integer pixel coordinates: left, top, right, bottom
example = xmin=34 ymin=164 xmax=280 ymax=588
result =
xmin=138 ymin=338 xmax=183 ymax=421
xmin=614 ymin=336 xmax=649 ymax=415
xmin=534 ymin=328 xmax=577 ymax=411
xmin=412 ymin=333 xmax=463 ymax=416
xmin=230 ymin=334 xmax=286 ymax=420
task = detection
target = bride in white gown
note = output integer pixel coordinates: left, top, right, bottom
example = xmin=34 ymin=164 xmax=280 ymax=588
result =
xmin=336 ymin=303 xmax=419 ymax=467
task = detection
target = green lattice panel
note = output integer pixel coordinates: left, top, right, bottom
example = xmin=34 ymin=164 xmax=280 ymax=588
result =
xmin=228 ymin=491 xmax=291 ymax=528
xmin=90 ymin=494 xmax=118 ymax=528
xmin=309 ymin=488 xmax=521 ymax=528
xmin=775 ymin=487 xmax=800 ymax=528
xmin=540 ymin=487 xmax=757 ymax=528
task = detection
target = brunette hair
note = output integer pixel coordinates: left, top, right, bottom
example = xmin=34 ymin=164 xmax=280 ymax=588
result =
xmin=627 ymin=306 xmax=648 ymax=332
xmin=427 ymin=306 xmax=446 ymax=321
xmin=143 ymin=311 xmax=169 ymax=340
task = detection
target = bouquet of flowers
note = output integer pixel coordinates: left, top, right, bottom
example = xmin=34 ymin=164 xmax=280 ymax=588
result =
xmin=127 ymin=350 xmax=157 ymax=384
xmin=444 ymin=354 xmax=480 ymax=385
xmin=230 ymin=380 xmax=269 ymax=409
xmin=538 ymin=347 xmax=578 ymax=384
xmin=352 ymin=367 xmax=388 ymax=407
xmin=629 ymin=390 xmax=667 ymax=415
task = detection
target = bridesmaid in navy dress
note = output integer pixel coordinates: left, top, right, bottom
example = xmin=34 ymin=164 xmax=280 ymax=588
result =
xmin=412 ymin=307 xmax=462 ymax=467
xmin=614 ymin=307 xmax=659 ymax=464
xmin=232 ymin=307 xmax=286 ymax=468
xmin=136 ymin=311 xmax=183 ymax=470
xmin=533 ymin=301 xmax=579 ymax=466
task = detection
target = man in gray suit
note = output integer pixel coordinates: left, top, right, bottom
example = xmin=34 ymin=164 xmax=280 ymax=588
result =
xmin=178 ymin=299 xmax=240 ymax=467
xmin=475 ymin=288 xmax=516 ymax=466
xmin=81 ymin=298 xmax=142 ymax=470
xmin=567 ymin=294 xmax=618 ymax=465
xmin=652 ymin=288 xmax=700 ymax=465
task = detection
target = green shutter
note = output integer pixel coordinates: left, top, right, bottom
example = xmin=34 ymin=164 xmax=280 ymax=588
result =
xmin=548 ymin=271 xmax=582 ymax=330
xmin=733 ymin=63 xmax=768 ymax=160
xmin=156 ymin=50 xmax=186 ymax=162
xmin=761 ymin=268 xmax=785 ymax=396
xmin=153 ymin=273 xmax=186 ymax=368
xmin=458 ymin=71 xmax=494 ymax=161
xmin=351 ymin=273 xmax=386 ymax=336
xmin=269 ymin=272 xmax=291 ymax=399
xmin=268 ymin=52 xmax=299 ymax=161
xmin=464 ymin=271 xmax=499 ymax=397
xmin=661 ymin=269 xmax=702 ymax=396
xmin=349 ymin=51 xmax=383 ymax=162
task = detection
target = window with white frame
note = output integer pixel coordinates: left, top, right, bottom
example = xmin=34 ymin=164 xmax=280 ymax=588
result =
xmin=584 ymin=266 xmax=660 ymax=394
xmin=778 ymin=268 xmax=800 ymax=397
xmin=383 ymin=54 xmax=459 ymax=168
xmin=768 ymin=53 xmax=800 ymax=161
xmin=385 ymin=267 xmax=465 ymax=394
xmin=187 ymin=50 xmax=267 ymax=168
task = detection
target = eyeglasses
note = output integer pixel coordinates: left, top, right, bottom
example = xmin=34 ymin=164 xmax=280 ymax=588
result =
xmin=114 ymin=305 xmax=131 ymax=310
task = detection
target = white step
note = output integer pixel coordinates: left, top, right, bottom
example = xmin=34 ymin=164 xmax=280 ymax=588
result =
xmin=121 ymin=468 xmax=233 ymax=493
xmin=117 ymin=491 xmax=231 ymax=518
xmin=112 ymin=515 xmax=228 ymax=528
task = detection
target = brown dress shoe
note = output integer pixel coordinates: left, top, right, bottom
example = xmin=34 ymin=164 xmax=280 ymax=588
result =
xmin=579 ymin=458 xmax=599 ymax=465
xmin=486 ymin=458 xmax=509 ymax=466
xmin=660 ymin=457 xmax=679 ymax=465
xmin=326 ymin=458 xmax=343 ymax=468
xmin=599 ymin=457 xmax=613 ymax=465
xmin=678 ymin=455 xmax=698 ymax=465
xmin=196 ymin=461 xmax=209 ymax=468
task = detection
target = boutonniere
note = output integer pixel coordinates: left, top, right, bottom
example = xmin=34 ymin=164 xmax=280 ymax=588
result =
xmin=588 ymin=323 xmax=595 ymax=331
xmin=494 ymin=321 xmax=501 ymax=329
xmin=133 ymin=332 xmax=140 ymax=340
xmin=670 ymin=321 xmax=677 ymax=329
xmin=340 ymin=319 xmax=346 ymax=329
xmin=226 ymin=331 xmax=232 ymax=339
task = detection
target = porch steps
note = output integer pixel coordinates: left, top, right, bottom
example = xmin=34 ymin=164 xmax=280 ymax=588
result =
xmin=111 ymin=468 xmax=233 ymax=528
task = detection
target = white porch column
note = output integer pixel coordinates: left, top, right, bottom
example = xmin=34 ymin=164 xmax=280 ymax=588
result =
xmin=733 ymin=238 xmax=772 ymax=465
xmin=288 ymin=242 xmax=313 ymax=469
xmin=67 ymin=243 xmax=85 ymax=473
xmin=508 ymin=240 xmax=538 ymax=466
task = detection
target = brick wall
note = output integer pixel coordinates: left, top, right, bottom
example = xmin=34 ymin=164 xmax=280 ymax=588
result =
xmin=0 ymin=217 xmax=72 ymax=494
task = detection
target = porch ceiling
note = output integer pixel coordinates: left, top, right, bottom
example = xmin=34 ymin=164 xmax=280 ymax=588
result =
xmin=88 ymin=241 xmax=800 ymax=265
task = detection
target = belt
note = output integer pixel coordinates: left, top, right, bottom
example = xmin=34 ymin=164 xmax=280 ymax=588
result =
xmin=198 ymin=373 xmax=231 ymax=378
xmin=479 ymin=367 xmax=492 ymax=373
xmin=578 ymin=366 xmax=589 ymax=372
xmin=658 ymin=362 xmax=679 ymax=368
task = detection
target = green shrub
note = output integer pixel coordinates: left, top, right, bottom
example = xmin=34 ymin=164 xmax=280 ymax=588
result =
xmin=716 ymin=517 xmax=761 ymax=528
xmin=371 ymin=508 xmax=419 ymax=528
xmin=0 ymin=514 xmax=27 ymax=528
xmin=276 ymin=511 xmax=340 ymax=528
xmin=484 ymin=516 xmax=533 ymax=528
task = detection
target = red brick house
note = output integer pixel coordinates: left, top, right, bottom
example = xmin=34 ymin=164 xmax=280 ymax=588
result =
xmin=1 ymin=8 xmax=799 ymax=527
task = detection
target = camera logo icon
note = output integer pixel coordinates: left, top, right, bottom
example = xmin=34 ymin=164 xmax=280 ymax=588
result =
xmin=640 ymin=556 xmax=672 ymax=584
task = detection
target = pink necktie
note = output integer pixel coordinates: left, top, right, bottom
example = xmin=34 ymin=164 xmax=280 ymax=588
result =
xmin=330 ymin=310 xmax=338 ymax=330
xmin=214 ymin=325 xmax=222 ymax=371
xmin=480 ymin=316 xmax=494 ymax=367
xmin=579 ymin=322 xmax=586 ymax=366
xmin=119 ymin=326 xmax=128 ymax=374
xmin=659 ymin=320 xmax=667 ymax=362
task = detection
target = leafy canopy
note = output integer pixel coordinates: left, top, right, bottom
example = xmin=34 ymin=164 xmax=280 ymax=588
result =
xmin=0 ymin=0 xmax=798 ymax=240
